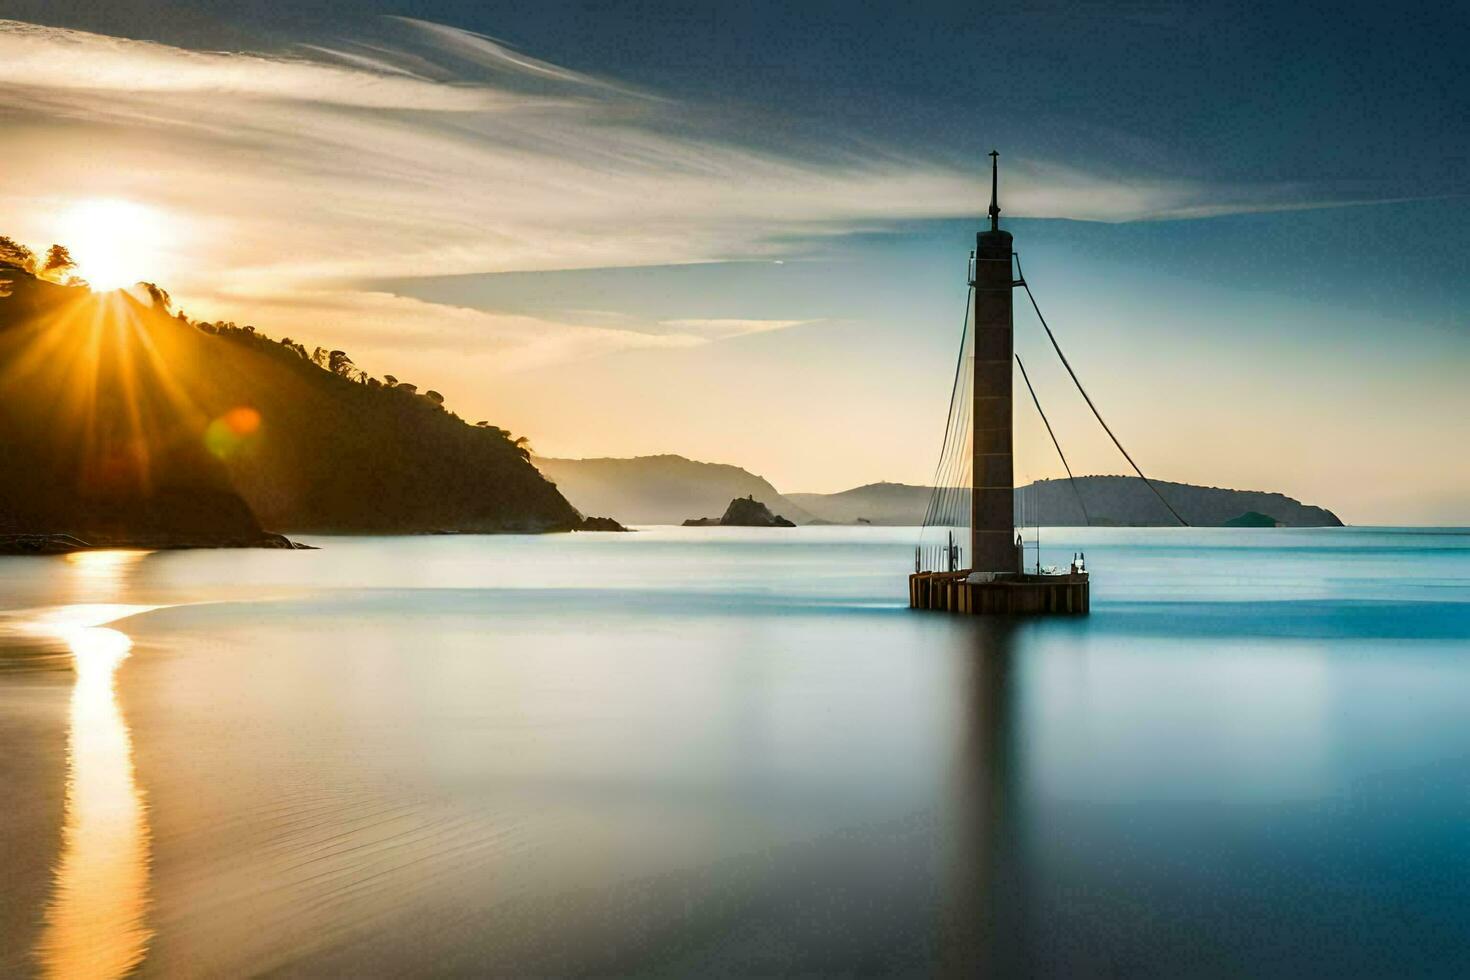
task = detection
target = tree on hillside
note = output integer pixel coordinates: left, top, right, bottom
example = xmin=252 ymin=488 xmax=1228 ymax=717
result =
xmin=383 ymin=375 xmax=398 ymax=387
xmin=0 ymin=237 xmax=36 ymax=273
xmin=327 ymin=349 xmax=354 ymax=378
xmin=139 ymin=281 xmax=171 ymax=309
xmin=512 ymin=435 xmax=532 ymax=459
xmin=425 ymin=390 xmax=445 ymax=406
xmin=41 ymin=245 xmax=76 ymax=283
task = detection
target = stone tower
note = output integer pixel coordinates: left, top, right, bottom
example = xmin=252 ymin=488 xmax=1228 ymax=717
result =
xmin=969 ymin=151 xmax=1018 ymax=577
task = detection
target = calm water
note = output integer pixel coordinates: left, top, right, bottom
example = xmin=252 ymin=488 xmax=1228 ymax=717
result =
xmin=1 ymin=526 xmax=1468 ymax=977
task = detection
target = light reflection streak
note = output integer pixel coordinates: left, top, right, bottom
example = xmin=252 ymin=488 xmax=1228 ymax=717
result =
xmin=32 ymin=551 xmax=156 ymax=979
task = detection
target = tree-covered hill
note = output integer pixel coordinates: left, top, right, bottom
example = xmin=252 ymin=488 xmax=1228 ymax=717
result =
xmin=0 ymin=255 xmax=598 ymax=545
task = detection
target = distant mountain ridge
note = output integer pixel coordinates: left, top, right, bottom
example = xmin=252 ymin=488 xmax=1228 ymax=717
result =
xmin=536 ymin=455 xmax=1342 ymax=527
xmin=790 ymin=477 xmax=1343 ymax=527
xmin=534 ymin=454 xmax=815 ymax=526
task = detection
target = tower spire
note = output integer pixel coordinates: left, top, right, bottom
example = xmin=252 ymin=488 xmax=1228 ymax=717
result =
xmin=988 ymin=149 xmax=1000 ymax=232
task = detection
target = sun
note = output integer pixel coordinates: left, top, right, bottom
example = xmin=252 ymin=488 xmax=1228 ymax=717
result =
xmin=55 ymin=199 xmax=168 ymax=292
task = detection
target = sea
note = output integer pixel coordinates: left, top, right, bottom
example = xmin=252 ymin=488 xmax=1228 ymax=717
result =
xmin=1 ymin=526 xmax=1468 ymax=977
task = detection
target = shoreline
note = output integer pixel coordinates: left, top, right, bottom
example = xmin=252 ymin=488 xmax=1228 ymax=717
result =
xmin=0 ymin=532 xmax=310 ymax=555
xmin=0 ymin=520 xmax=630 ymax=555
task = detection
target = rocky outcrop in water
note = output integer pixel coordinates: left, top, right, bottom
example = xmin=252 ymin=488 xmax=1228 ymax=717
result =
xmin=683 ymin=496 xmax=796 ymax=527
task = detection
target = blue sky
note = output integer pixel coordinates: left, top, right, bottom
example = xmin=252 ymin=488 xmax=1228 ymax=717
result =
xmin=5 ymin=1 xmax=1467 ymax=521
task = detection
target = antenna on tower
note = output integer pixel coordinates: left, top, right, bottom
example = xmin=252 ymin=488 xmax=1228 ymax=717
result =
xmin=988 ymin=150 xmax=1001 ymax=233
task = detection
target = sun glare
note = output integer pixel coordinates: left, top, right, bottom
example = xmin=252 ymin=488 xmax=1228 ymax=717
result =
xmin=56 ymin=199 xmax=167 ymax=292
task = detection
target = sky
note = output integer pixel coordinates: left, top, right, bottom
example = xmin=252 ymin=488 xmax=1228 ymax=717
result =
xmin=1 ymin=0 xmax=1466 ymax=523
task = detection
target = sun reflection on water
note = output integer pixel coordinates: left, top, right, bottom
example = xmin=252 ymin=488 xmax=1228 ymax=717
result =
xmin=34 ymin=551 xmax=155 ymax=979
xmin=61 ymin=549 xmax=148 ymax=597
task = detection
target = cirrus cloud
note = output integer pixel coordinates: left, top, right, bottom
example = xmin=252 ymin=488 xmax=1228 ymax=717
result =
xmin=0 ymin=19 xmax=536 ymax=109
xmin=0 ymin=15 xmax=1324 ymax=372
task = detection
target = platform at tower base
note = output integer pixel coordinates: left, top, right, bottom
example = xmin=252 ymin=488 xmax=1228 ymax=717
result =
xmin=909 ymin=570 xmax=1090 ymax=615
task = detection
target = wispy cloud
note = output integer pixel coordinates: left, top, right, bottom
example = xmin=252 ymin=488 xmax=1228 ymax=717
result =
xmin=262 ymin=290 xmax=704 ymax=372
xmin=178 ymin=289 xmax=820 ymax=373
xmin=382 ymin=16 xmax=632 ymax=93
xmin=660 ymin=318 xmax=814 ymax=340
xmin=0 ymin=16 xmax=1315 ymax=369
xmin=0 ymin=19 xmax=524 ymax=109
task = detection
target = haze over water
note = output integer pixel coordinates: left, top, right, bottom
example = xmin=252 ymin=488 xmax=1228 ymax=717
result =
xmin=2 ymin=526 xmax=1468 ymax=976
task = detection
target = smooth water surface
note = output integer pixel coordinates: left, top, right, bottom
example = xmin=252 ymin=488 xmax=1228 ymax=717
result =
xmin=1 ymin=527 xmax=1467 ymax=976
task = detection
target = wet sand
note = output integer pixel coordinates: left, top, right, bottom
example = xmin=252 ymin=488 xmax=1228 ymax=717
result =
xmin=0 ymin=671 xmax=69 ymax=976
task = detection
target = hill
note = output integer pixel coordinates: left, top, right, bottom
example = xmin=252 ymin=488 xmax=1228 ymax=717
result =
xmin=786 ymin=483 xmax=934 ymax=526
xmin=0 ymin=262 xmax=601 ymax=544
xmin=533 ymin=455 xmax=816 ymax=526
xmin=683 ymin=496 xmax=798 ymax=527
xmin=790 ymin=477 xmax=1343 ymax=527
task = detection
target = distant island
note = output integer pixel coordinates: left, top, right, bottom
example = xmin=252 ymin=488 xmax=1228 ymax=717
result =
xmin=683 ymin=496 xmax=796 ymax=527
xmin=535 ymin=455 xmax=1343 ymax=527
xmin=0 ymin=246 xmax=620 ymax=550
xmin=789 ymin=478 xmax=1343 ymax=527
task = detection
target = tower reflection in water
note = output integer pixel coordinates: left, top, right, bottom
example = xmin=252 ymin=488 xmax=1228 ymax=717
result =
xmin=937 ymin=617 xmax=1030 ymax=976
xmin=36 ymin=551 xmax=154 ymax=980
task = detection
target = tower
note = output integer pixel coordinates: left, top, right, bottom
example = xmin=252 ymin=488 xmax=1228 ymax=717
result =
xmin=970 ymin=151 xmax=1018 ymax=577
xmin=908 ymin=151 xmax=1089 ymax=613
